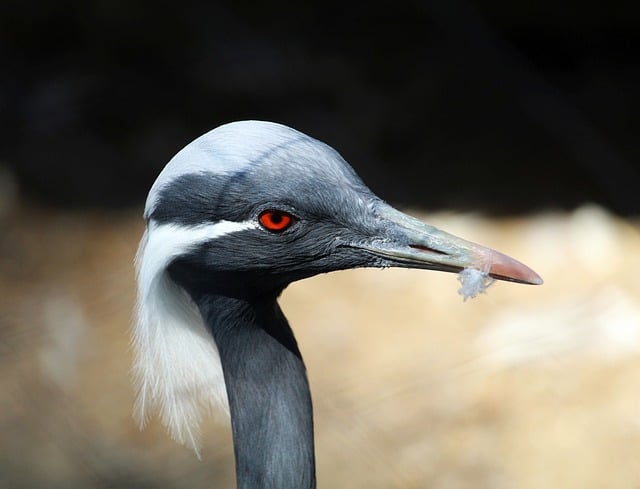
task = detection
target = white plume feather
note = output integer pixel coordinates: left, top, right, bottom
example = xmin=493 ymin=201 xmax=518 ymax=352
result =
xmin=132 ymin=220 xmax=255 ymax=455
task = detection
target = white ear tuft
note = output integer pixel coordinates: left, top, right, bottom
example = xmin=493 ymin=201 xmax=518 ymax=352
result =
xmin=132 ymin=220 xmax=255 ymax=455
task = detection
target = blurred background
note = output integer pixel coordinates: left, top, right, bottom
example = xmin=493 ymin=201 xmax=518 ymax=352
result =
xmin=1 ymin=1 xmax=639 ymax=487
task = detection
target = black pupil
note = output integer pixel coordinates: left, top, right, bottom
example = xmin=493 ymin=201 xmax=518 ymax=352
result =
xmin=270 ymin=213 xmax=283 ymax=224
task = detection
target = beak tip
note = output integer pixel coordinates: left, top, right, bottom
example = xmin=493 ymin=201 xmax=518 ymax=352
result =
xmin=530 ymin=273 xmax=544 ymax=286
xmin=517 ymin=264 xmax=544 ymax=286
xmin=487 ymin=250 xmax=543 ymax=286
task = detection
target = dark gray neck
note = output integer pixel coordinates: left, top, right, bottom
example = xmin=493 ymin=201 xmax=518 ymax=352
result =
xmin=194 ymin=293 xmax=316 ymax=489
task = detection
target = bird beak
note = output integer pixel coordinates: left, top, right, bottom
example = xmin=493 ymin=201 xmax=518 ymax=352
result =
xmin=359 ymin=204 xmax=543 ymax=285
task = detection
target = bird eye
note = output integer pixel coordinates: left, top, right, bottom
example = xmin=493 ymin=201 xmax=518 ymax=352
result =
xmin=258 ymin=210 xmax=294 ymax=232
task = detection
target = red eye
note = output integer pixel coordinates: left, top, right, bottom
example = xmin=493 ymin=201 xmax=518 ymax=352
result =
xmin=258 ymin=210 xmax=294 ymax=232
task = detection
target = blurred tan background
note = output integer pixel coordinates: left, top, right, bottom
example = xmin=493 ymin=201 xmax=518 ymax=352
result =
xmin=2 ymin=197 xmax=639 ymax=488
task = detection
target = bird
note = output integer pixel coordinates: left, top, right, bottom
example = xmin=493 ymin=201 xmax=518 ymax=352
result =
xmin=133 ymin=120 xmax=542 ymax=489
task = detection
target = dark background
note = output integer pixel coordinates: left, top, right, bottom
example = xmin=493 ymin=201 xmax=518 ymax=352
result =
xmin=2 ymin=0 xmax=639 ymax=214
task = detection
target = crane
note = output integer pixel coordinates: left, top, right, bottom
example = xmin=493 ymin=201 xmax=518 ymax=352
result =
xmin=133 ymin=120 xmax=541 ymax=488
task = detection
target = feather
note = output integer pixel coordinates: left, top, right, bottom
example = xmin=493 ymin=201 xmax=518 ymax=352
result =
xmin=457 ymin=267 xmax=495 ymax=301
xmin=132 ymin=220 xmax=255 ymax=455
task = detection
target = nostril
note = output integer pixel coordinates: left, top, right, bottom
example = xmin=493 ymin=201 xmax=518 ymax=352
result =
xmin=409 ymin=244 xmax=448 ymax=255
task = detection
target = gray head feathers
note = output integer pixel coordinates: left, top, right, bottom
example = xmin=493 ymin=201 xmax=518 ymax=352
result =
xmin=145 ymin=120 xmax=335 ymax=219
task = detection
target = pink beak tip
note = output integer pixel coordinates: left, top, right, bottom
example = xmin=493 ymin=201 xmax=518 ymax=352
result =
xmin=487 ymin=249 xmax=544 ymax=286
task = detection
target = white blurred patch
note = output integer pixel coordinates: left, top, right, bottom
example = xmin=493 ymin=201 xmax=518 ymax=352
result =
xmin=567 ymin=205 xmax=622 ymax=275
xmin=521 ymin=205 xmax=623 ymax=277
xmin=38 ymin=292 xmax=90 ymax=391
xmin=477 ymin=286 xmax=640 ymax=366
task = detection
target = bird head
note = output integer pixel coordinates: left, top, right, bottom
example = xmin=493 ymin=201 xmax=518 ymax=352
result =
xmin=143 ymin=120 xmax=540 ymax=299
xmin=133 ymin=120 xmax=541 ymax=452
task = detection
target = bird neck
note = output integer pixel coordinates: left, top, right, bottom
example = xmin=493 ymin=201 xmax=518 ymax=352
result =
xmin=195 ymin=293 xmax=316 ymax=489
